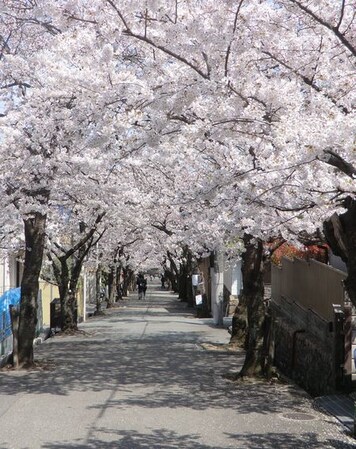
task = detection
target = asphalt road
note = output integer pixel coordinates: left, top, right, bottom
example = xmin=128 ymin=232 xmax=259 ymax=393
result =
xmin=0 ymin=281 xmax=355 ymax=448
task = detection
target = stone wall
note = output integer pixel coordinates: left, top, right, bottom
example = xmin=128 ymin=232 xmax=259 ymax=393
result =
xmin=272 ymin=297 xmax=337 ymax=396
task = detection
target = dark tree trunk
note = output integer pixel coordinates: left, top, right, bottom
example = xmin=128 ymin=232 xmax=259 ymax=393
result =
xmin=230 ymin=295 xmax=248 ymax=348
xmin=51 ymin=253 xmax=79 ymax=332
xmin=230 ymin=236 xmax=285 ymax=366
xmin=116 ymin=266 xmax=123 ymax=299
xmin=238 ymin=235 xmax=268 ymax=378
xmin=127 ymin=269 xmax=136 ymax=292
xmin=106 ymin=264 xmax=117 ymax=308
xmin=166 ymin=252 xmax=179 ymax=292
xmin=95 ymin=264 xmax=104 ymax=315
xmin=49 ymin=215 xmax=105 ymax=331
xmin=17 ymin=213 xmax=47 ymax=368
xmin=178 ymin=246 xmax=196 ymax=306
xmin=122 ymin=267 xmax=128 ymax=297
xmin=121 ymin=265 xmax=136 ymax=297
xmin=324 ymin=198 xmax=356 ymax=307
xmin=62 ymin=289 xmax=78 ymax=331
xmin=52 ymin=258 xmax=78 ymax=332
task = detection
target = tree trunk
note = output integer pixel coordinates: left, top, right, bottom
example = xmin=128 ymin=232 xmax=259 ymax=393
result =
xmin=62 ymin=289 xmax=78 ymax=331
xmin=49 ymin=218 xmax=105 ymax=331
xmin=178 ymin=246 xmax=196 ymax=306
xmin=238 ymin=235 xmax=269 ymax=378
xmin=17 ymin=213 xmax=47 ymax=368
xmin=122 ymin=266 xmax=130 ymax=297
xmin=230 ymin=295 xmax=248 ymax=348
xmin=106 ymin=264 xmax=117 ymax=308
xmin=121 ymin=267 xmax=135 ymax=296
xmin=116 ymin=266 xmax=123 ymax=299
xmin=94 ymin=264 xmax=103 ymax=315
xmin=52 ymin=255 xmax=79 ymax=333
xmin=324 ymin=198 xmax=356 ymax=307
xmin=166 ymin=252 xmax=179 ymax=292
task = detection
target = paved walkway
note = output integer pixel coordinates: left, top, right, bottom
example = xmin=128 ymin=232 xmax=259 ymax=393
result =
xmin=1 ymin=281 xmax=356 ymax=448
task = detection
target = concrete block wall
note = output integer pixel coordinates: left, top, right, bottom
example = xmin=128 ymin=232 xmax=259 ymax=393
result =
xmin=272 ymin=300 xmax=335 ymax=396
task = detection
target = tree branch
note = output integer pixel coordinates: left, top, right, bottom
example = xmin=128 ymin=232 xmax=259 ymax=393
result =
xmin=336 ymin=0 xmax=346 ymax=30
xmin=106 ymin=0 xmax=210 ymax=79
xmin=56 ymin=212 xmax=106 ymax=261
xmin=261 ymin=50 xmax=350 ymax=114
xmin=152 ymin=222 xmax=173 ymax=236
xmin=1 ymin=81 xmax=31 ymax=90
xmin=321 ymin=148 xmax=356 ymax=179
xmin=224 ymin=0 xmax=244 ymax=77
xmin=287 ymin=0 xmax=356 ymax=57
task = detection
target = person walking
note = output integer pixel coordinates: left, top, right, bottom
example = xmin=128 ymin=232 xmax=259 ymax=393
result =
xmin=137 ymin=273 xmax=147 ymax=300
xmin=161 ymin=274 xmax=165 ymax=289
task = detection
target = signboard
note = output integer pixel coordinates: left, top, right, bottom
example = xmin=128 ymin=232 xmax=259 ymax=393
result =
xmin=192 ymin=274 xmax=199 ymax=286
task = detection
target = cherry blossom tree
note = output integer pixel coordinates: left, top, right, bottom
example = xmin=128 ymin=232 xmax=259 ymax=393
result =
xmin=0 ymin=2 xmax=153 ymax=366
xmin=1 ymin=0 xmax=355 ymax=377
xmin=87 ymin=0 xmax=355 ymax=377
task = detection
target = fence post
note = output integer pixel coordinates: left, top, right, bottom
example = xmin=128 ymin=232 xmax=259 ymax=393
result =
xmin=333 ymin=304 xmax=347 ymax=391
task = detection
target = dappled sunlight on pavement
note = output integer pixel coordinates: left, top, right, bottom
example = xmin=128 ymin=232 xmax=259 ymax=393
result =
xmin=0 ymin=281 xmax=355 ymax=448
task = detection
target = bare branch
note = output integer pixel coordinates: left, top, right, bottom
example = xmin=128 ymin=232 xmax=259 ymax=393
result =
xmin=105 ymin=0 xmax=131 ymax=29
xmin=0 ymin=32 xmax=11 ymax=60
xmin=227 ymin=81 xmax=250 ymax=107
xmin=124 ymin=29 xmax=210 ymax=79
xmin=224 ymin=0 xmax=244 ymax=77
xmin=106 ymin=0 xmax=210 ymax=79
xmin=152 ymin=222 xmax=173 ymax=236
xmin=58 ymin=212 xmax=106 ymax=261
xmin=336 ymin=0 xmax=346 ymax=30
xmin=2 ymin=13 xmax=61 ymax=35
xmin=262 ymin=50 xmax=350 ymax=114
xmin=1 ymin=81 xmax=31 ymax=90
xmin=321 ymin=148 xmax=356 ymax=179
xmin=167 ymin=111 xmax=195 ymax=124
xmin=287 ymin=0 xmax=356 ymax=57
xmin=165 ymin=0 xmax=178 ymax=24
xmin=202 ymin=51 xmax=211 ymax=78
xmin=64 ymin=15 xmax=98 ymax=25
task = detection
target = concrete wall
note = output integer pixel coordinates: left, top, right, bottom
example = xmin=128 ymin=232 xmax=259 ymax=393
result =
xmin=271 ymin=257 xmax=350 ymax=395
xmin=198 ymin=253 xmax=243 ymax=321
xmin=224 ymin=260 xmax=243 ymax=298
xmin=39 ymin=281 xmax=59 ymax=327
xmin=272 ymin=257 xmax=346 ymax=322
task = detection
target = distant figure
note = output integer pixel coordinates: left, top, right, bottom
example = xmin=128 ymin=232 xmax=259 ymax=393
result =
xmin=161 ymin=274 xmax=165 ymax=289
xmin=137 ymin=273 xmax=147 ymax=300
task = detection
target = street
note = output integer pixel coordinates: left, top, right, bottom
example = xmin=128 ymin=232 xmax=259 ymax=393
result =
xmin=0 ymin=281 xmax=355 ymax=449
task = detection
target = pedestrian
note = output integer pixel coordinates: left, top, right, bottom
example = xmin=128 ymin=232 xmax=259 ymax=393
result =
xmin=161 ymin=274 xmax=165 ymax=289
xmin=143 ymin=277 xmax=147 ymax=298
xmin=137 ymin=273 xmax=147 ymax=300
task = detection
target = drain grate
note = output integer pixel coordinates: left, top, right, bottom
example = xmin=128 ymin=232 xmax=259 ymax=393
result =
xmin=281 ymin=412 xmax=316 ymax=421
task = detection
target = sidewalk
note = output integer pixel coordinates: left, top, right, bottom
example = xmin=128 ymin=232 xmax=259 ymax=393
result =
xmin=315 ymin=394 xmax=355 ymax=433
xmin=0 ymin=281 xmax=356 ymax=448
